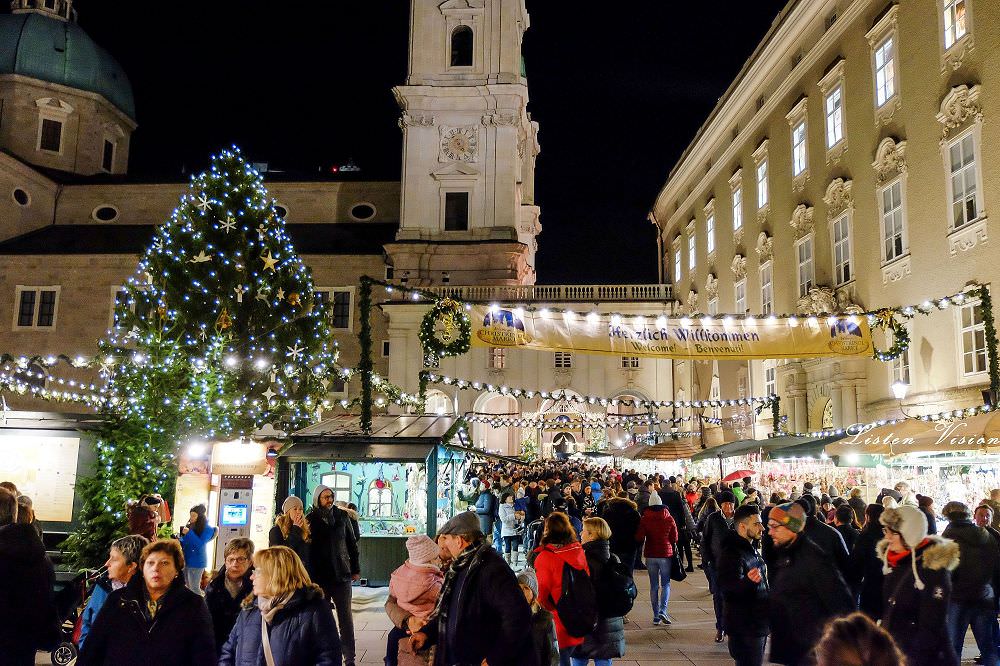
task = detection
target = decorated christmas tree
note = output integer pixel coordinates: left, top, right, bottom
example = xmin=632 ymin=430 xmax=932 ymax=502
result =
xmin=66 ymin=147 xmax=338 ymax=565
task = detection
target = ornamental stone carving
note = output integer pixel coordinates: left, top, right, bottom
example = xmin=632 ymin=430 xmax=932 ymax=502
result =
xmin=937 ymin=84 xmax=982 ymax=139
xmin=789 ymin=204 xmax=815 ymax=239
xmin=398 ymin=113 xmax=435 ymax=129
xmin=705 ymin=273 xmax=719 ymax=299
xmin=687 ymin=289 xmax=700 ymax=314
xmin=731 ymin=254 xmax=747 ymax=279
xmin=872 ymin=137 xmax=907 ymax=185
xmin=823 ymin=179 xmax=853 ymax=220
xmin=796 ymin=286 xmax=864 ymax=315
xmin=755 ymin=231 xmax=773 ymax=260
xmin=482 ymin=112 xmax=519 ymax=127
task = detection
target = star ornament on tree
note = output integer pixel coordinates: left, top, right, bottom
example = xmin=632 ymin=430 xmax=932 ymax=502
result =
xmin=261 ymin=250 xmax=279 ymax=273
xmin=286 ymin=343 xmax=305 ymax=361
xmin=219 ymin=215 xmax=237 ymax=234
xmin=194 ymin=194 xmax=211 ymax=211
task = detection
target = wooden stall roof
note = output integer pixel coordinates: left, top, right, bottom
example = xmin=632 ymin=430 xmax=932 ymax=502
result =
xmin=621 ymin=437 xmax=703 ymax=461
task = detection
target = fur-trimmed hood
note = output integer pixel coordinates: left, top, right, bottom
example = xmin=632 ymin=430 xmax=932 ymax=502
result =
xmin=877 ymin=534 xmax=959 ymax=590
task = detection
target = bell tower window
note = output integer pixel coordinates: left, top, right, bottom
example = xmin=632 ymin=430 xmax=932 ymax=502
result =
xmin=450 ymin=26 xmax=473 ymax=67
xmin=445 ymin=192 xmax=469 ymax=231
xmin=39 ymin=119 xmax=63 ymax=153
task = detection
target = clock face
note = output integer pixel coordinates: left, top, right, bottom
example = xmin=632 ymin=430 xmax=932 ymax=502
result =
xmin=441 ymin=127 xmax=478 ymax=162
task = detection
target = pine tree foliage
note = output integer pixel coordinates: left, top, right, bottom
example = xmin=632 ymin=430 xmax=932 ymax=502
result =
xmin=66 ymin=148 xmax=339 ymax=565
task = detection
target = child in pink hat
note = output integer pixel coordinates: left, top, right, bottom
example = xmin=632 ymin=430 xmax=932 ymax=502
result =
xmin=389 ymin=534 xmax=444 ymax=620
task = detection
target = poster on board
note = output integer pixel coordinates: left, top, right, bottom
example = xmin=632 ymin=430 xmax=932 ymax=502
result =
xmin=0 ymin=435 xmax=80 ymax=521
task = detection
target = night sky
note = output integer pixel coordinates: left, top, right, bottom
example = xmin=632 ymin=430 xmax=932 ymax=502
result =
xmin=57 ymin=1 xmax=788 ymax=284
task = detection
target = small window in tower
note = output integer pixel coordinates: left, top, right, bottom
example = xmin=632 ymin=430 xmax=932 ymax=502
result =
xmin=444 ymin=192 xmax=469 ymax=231
xmin=450 ymin=26 xmax=473 ymax=67
xmin=102 ymin=140 xmax=115 ymax=172
xmin=39 ymin=118 xmax=62 ymax=153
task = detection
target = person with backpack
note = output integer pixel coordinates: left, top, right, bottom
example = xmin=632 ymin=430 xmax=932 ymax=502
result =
xmin=534 ymin=512 xmax=595 ymax=666
xmin=634 ymin=492 xmax=679 ymax=626
xmin=573 ymin=517 xmax=632 ymax=666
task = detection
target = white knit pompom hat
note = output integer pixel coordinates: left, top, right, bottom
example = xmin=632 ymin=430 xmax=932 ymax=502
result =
xmin=880 ymin=505 xmax=929 ymax=589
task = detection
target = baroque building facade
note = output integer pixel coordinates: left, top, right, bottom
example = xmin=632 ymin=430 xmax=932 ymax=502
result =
xmin=651 ymin=0 xmax=998 ymax=433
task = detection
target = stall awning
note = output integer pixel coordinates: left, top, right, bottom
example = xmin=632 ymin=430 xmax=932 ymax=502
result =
xmin=285 ymin=414 xmax=462 ymax=462
xmin=766 ymin=434 xmax=849 ymax=460
xmin=690 ymin=434 xmax=845 ymax=462
xmin=827 ymin=413 xmax=1000 ymax=457
xmin=621 ymin=437 xmax=703 ymax=461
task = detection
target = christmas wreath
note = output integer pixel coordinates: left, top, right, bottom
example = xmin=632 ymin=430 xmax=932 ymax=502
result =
xmin=871 ymin=309 xmax=910 ymax=362
xmin=420 ymin=298 xmax=472 ymax=358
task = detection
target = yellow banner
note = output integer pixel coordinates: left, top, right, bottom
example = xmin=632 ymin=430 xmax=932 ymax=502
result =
xmin=469 ymin=306 xmax=873 ymax=360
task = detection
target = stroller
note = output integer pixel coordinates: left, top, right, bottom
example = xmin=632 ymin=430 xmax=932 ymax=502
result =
xmin=48 ymin=567 xmax=104 ymax=665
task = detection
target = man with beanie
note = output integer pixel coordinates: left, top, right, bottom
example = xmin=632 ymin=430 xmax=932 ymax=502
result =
xmin=409 ymin=511 xmax=538 ymax=666
xmin=767 ymin=502 xmax=854 ymax=665
xmin=795 ymin=494 xmax=850 ymax=578
xmin=307 ymin=484 xmax=360 ymax=666
xmin=717 ymin=504 xmax=769 ymax=666
xmin=703 ymin=491 xmax=737 ymax=642
xmin=941 ymin=501 xmax=1000 ymax=665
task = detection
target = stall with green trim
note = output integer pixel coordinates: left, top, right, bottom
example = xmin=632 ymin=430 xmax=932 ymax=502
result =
xmin=279 ymin=415 xmax=477 ymax=586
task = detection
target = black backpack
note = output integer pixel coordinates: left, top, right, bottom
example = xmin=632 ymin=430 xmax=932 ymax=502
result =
xmin=593 ymin=554 xmax=637 ymax=618
xmin=554 ymin=561 xmax=599 ymax=637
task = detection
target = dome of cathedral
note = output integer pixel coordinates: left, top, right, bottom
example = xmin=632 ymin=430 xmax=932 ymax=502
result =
xmin=0 ymin=10 xmax=135 ymax=119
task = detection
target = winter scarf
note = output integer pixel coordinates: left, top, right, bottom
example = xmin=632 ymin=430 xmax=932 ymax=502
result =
xmin=429 ymin=540 xmax=489 ymax=625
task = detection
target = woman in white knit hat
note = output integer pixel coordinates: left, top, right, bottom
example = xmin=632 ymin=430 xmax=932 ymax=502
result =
xmin=269 ymin=495 xmax=311 ymax=569
xmin=878 ymin=505 xmax=959 ymax=666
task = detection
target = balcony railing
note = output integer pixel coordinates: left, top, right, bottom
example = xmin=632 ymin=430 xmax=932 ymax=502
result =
xmin=418 ymin=283 xmax=674 ymax=303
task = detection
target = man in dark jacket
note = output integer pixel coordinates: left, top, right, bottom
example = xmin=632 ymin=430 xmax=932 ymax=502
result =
xmin=717 ymin=504 xmax=769 ymax=666
xmin=767 ymin=502 xmax=855 ymax=666
xmin=848 ymin=503 xmax=886 ymax=620
xmin=796 ymin=495 xmax=850 ymax=577
xmin=0 ymin=488 xmax=59 ymax=665
xmin=941 ymin=501 xmax=1000 ymax=665
xmin=307 ymin=484 xmax=360 ymax=666
xmin=603 ymin=496 xmax=641 ymax=567
xmin=474 ymin=482 xmax=497 ymax=535
xmin=832 ymin=504 xmax=860 ymax=552
xmin=204 ymin=537 xmax=254 ymax=653
xmin=702 ymin=491 xmax=736 ymax=642
xmin=410 ymin=511 xmax=538 ymax=666
xmin=635 ymin=480 xmax=654 ymax=512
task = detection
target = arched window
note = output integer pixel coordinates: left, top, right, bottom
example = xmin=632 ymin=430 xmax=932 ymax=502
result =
xmin=450 ymin=26 xmax=473 ymax=67
xmin=368 ymin=480 xmax=393 ymax=518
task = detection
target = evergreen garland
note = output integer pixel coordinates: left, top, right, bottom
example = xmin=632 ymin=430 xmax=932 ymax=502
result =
xmin=65 ymin=148 xmax=338 ymax=566
xmin=978 ymin=285 xmax=1000 ymax=400
xmin=359 ymin=277 xmax=374 ymax=434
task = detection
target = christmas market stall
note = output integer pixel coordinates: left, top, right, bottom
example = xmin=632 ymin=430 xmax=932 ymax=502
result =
xmin=281 ymin=414 xmax=511 ymax=585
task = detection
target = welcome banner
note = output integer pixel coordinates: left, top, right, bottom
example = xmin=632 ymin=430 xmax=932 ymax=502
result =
xmin=469 ymin=306 xmax=873 ymax=360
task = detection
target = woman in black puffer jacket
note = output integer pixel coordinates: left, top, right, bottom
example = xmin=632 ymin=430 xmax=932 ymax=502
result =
xmin=220 ymin=546 xmax=342 ymax=666
xmin=574 ymin=518 xmax=626 ymax=664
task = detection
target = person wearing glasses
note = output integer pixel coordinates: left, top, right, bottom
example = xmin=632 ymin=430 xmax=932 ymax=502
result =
xmin=878 ymin=505 xmax=960 ymax=666
xmin=765 ymin=502 xmax=854 ymax=666
xmin=204 ymin=537 xmax=255 ymax=654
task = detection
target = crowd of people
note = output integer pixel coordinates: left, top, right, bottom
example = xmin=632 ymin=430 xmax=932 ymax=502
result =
xmin=3 ymin=461 xmax=1000 ymax=665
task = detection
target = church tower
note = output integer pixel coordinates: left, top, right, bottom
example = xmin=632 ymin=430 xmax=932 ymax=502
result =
xmin=385 ymin=0 xmax=541 ymax=286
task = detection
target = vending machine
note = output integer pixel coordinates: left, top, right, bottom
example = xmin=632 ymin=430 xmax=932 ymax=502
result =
xmin=215 ymin=475 xmax=253 ymax=569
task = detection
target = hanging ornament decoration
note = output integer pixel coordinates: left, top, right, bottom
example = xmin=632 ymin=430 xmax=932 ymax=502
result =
xmin=188 ymin=250 xmax=212 ymax=264
xmin=286 ymin=343 xmax=305 ymax=361
xmin=255 ymin=286 xmax=271 ymax=303
xmin=257 ymin=224 xmax=267 ymax=240
xmin=870 ymin=308 xmax=910 ymax=362
xmin=157 ymin=303 xmax=168 ymax=320
xmin=262 ymin=387 xmax=276 ymax=402
xmin=275 ymin=287 xmax=285 ymax=301
xmin=261 ymin=250 xmax=279 ymax=272
xmin=287 ymin=292 xmax=301 ymax=307
xmin=219 ymin=213 xmax=237 ymax=233
xmin=234 ymin=285 xmax=246 ymax=303
xmin=215 ymin=307 xmax=232 ymax=332
xmin=193 ymin=193 xmax=211 ymax=211
xmin=419 ymin=298 xmax=471 ymax=358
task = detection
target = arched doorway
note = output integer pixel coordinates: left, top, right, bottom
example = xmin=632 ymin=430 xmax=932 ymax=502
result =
xmin=472 ymin=392 xmax=520 ymax=456
xmin=424 ymin=389 xmax=453 ymax=415
xmin=606 ymin=390 xmax=652 ymax=449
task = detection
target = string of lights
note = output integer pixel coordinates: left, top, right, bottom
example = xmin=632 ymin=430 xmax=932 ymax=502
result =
xmin=423 ymin=372 xmax=775 ymax=409
xmin=778 ymin=403 xmax=996 ymax=439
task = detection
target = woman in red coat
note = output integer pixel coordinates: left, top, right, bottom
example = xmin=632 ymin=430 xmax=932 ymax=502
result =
xmin=635 ymin=492 xmax=678 ymax=625
xmin=534 ymin=512 xmax=590 ymax=666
